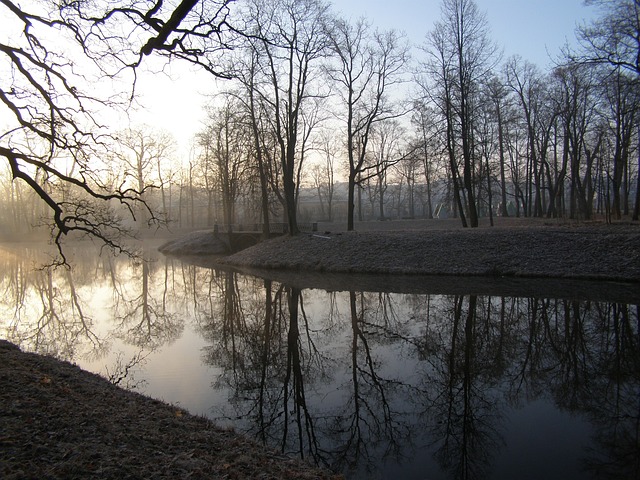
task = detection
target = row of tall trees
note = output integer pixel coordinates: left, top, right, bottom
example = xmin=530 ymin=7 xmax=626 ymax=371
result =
xmin=189 ymin=0 xmax=639 ymax=235
xmin=1 ymin=0 xmax=638 ymax=251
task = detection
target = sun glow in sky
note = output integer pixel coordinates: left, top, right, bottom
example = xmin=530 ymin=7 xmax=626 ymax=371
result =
xmin=0 ymin=0 xmax=598 ymax=166
xmin=134 ymin=0 xmax=596 ymax=160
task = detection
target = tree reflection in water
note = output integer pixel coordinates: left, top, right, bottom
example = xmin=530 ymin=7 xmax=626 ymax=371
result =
xmin=1 ymin=247 xmax=638 ymax=479
xmin=0 ymin=244 xmax=184 ymax=375
xmin=198 ymin=273 xmax=329 ymax=465
xmin=335 ymin=291 xmax=414 ymax=474
xmin=415 ymin=295 xmax=505 ymax=480
xmin=111 ymin=251 xmax=184 ymax=350
xmin=200 ymin=277 xmax=639 ymax=479
xmin=1 ymin=246 xmax=108 ymax=359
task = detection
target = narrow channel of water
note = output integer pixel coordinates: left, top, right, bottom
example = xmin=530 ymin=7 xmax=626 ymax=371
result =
xmin=1 ymin=242 xmax=638 ymax=479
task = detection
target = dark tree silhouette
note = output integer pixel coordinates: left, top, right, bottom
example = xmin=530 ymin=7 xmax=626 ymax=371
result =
xmin=578 ymin=0 xmax=640 ymax=77
xmin=1 ymin=0 xmax=233 ymax=261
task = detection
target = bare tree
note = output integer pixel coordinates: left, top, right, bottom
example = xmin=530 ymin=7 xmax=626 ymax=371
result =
xmin=420 ymin=18 xmax=466 ymax=224
xmin=243 ymin=0 xmax=330 ymax=235
xmin=505 ymin=57 xmax=557 ymax=218
xmin=577 ymin=0 xmax=640 ymax=77
xmin=226 ymin=48 xmax=277 ymax=236
xmin=368 ymin=120 xmax=405 ymax=220
xmin=326 ymin=17 xmax=409 ymax=230
xmin=410 ymin=101 xmax=444 ymax=219
xmin=576 ymin=0 xmax=640 ymax=220
xmin=110 ymin=127 xmax=175 ymax=228
xmin=312 ymin=132 xmax=337 ymax=221
xmin=425 ymin=0 xmax=497 ymax=227
xmin=552 ymin=62 xmax=603 ymax=220
xmin=58 ymin=0 xmax=236 ymax=77
xmin=0 ymin=0 xmax=235 ymax=262
xmin=602 ymin=68 xmax=639 ymax=219
xmin=197 ymin=98 xmax=250 ymax=228
xmin=483 ymin=76 xmax=512 ymax=217
xmin=394 ymin=148 xmax=421 ymax=219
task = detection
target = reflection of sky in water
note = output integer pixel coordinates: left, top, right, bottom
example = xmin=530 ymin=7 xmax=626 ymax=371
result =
xmin=142 ymin=329 xmax=222 ymax=417
xmin=0 ymin=243 xmax=636 ymax=480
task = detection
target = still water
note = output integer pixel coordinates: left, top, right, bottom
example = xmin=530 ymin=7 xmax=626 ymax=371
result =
xmin=1 ymin=242 xmax=638 ymax=480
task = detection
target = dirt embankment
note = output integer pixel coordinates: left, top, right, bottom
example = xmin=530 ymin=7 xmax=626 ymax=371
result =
xmin=158 ymin=220 xmax=640 ymax=304
xmin=221 ymin=227 xmax=639 ymax=280
xmin=0 ymin=340 xmax=340 ymax=480
xmin=166 ymin=220 xmax=640 ymax=283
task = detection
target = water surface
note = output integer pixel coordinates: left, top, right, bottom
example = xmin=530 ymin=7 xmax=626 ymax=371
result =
xmin=1 ymin=242 xmax=638 ymax=479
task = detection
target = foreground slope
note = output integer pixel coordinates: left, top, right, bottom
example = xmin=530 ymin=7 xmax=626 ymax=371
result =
xmin=0 ymin=341 xmax=339 ymax=479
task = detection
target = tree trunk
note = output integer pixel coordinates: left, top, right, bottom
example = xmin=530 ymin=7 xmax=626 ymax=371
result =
xmin=347 ymin=173 xmax=356 ymax=231
xmin=497 ymin=106 xmax=509 ymax=217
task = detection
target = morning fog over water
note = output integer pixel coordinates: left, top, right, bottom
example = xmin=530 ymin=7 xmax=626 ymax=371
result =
xmin=1 ymin=243 xmax=638 ymax=480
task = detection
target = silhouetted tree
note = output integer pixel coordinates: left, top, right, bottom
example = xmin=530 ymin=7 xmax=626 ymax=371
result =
xmin=427 ymin=0 xmax=497 ymax=227
xmin=1 ymin=0 xmax=234 ymax=261
xmin=326 ymin=18 xmax=409 ymax=230
xmin=242 ymin=0 xmax=331 ymax=235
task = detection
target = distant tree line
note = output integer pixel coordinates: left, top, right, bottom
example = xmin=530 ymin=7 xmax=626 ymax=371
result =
xmin=1 ymin=0 xmax=638 ymax=251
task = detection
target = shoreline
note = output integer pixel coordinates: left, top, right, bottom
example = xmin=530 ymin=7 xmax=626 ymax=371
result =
xmin=0 ymin=340 xmax=340 ymax=479
xmin=161 ymin=220 xmax=640 ymax=304
xmin=163 ymin=221 xmax=640 ymax=282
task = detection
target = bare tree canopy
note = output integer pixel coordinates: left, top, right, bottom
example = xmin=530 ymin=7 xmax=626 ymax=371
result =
xmin=241 ymin=0 xmax=331 ymax=235
xmin=326 ymin=17 xmax=409 ymax=230
xmin=422 ymin=0 xmax=497 ymax=227
xmin=0 ymin=0 xmax=234 ymax=262
xmin=578 ymin=0 xmax=640 ymax=76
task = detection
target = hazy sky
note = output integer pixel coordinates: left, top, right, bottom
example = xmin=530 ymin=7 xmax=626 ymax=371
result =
xmin=136 ymin=0 xmax=598 ymax=154
xmin=0 ymin=0 xmax=598 ymax=158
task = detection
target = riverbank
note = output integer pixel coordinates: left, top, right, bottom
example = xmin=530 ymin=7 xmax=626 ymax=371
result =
xmin=0 ymin=340 xmax=340 ymax=479
xmin=166 ymin=218 xmax=640 ymax=283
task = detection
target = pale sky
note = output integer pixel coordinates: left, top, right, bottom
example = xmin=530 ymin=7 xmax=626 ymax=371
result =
xmin=336 ymin=0 xmax=595 ymax=67
xmin=134 ymin=0 xmax=598 ymax=156
xmin=0 ymin=0 xmax=598 ymax=161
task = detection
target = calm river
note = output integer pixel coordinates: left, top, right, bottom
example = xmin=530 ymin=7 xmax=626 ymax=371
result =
xmin=1 ymin=241 xmax=638 ymax=480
